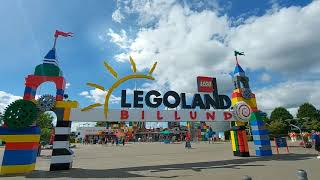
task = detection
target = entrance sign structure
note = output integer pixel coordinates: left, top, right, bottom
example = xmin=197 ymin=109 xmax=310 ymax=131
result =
xmin=0 ymin=33 xmax=272 ymax=175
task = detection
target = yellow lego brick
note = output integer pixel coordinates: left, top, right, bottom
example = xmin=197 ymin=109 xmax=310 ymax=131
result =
xmin=235 ymin=121 xmax=245 ymax=126
xmin=55 ymin=101 xmax=79 ymax=109
xmin=0 ymin=135 xmax=40 ymax=142
xmin=232 ymin=97 xmax=257 ymax=109
xmin=0 ymin=163 xmax=35 ymax=174
xmin=230 ymin=131 xmax=236 ymax=151
xmin=63 ymin=108 xmax=71 ymax=121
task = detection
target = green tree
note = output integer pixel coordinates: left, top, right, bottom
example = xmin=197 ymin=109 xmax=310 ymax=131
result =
xmin=268 ymin=107 xmax=293 ymax=135
xmin=36 ymin=112 xmax=54 ymax=145
xmin=270 ymin=107 xmax=293 ymax=123
xmin=297 ymin=103 xmax=318 ymax=119
xmin=266 ymin=120 xmax=287 ymax=135
xmin=297 ymin=103 xmax=320 ymax=130
xmin=0 ymin=112 xmax=3 ymax=125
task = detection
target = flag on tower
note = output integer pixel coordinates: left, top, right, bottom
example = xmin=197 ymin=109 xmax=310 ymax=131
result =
xmin=54 ymin=30 xmax=73 ymax=38
xmin=234 ymin=51 xmax=245 ymax=56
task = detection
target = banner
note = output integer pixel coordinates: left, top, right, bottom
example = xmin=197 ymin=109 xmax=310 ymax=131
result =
xmin=69 ymin=108 xmax=246 ymax=122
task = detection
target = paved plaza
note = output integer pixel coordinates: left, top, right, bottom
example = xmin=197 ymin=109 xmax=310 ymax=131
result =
xmin=1 ymin=141 xmax=319 ymax=180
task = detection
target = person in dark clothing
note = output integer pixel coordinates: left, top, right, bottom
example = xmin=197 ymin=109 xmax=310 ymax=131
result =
xmin=37 ymin=142 xmax=41 ymax=157
xmin=122 ymin=138 xmax=125 ymax=146
xmin=185 ymin=131 xmax=191 ymax=149
xmin=311 ymin=130 xmax=320 ymax=158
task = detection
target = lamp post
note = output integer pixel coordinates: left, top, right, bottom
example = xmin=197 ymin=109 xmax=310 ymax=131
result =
xmin=285 ymin=117 xmax=310 ymax=147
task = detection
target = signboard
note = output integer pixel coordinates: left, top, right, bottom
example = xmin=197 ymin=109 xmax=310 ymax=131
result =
xmin=275 ymin=137 xmax=287 ymax=147
xmin=75 ymin=75 xmax=252 ymax=122
xmin=70 ymin=109 xmax=238 ymax=122
xmin=274 ymin=137 xmax=289 ymax=154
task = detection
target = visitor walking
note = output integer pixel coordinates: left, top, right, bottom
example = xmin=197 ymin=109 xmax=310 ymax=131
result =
xmin=115 ymin=137 xmax=119 ymax=146
xmin=104 ymin=136 xmax=108 ymax=145
xmin=311 ymin=130 xmax=320 ymax=159
xmin=207 ymin=128 xmax=215 ymax=144
xmin=111 ymin=138 xmax=115 ymax=146
xmin=185 ymin=131 xmax=191 ymax=149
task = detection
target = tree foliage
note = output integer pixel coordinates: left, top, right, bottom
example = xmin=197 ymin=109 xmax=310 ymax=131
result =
xmin=266 ymin=103 xmax=320 ymax=134
xmin=266 ymin=120 xmax=287 ymax=135
xmin=297 ymin=103 xmax=318 ymax=119
xmin=270 ymin=107 xmax=293 ymax=123
xmin=296 ymin=103 xmax=320 ymax=130
xmin=0 ymin=112 xmax=3 ymax=125
xmin=36 ymin=112 xmax=54 ymax=145
xmin=268 ymin=107 xmax=296 ymax=135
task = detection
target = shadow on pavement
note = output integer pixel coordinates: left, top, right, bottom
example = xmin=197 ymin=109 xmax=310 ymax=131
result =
xmin=1 ymin=153 xmax=316 ymax=179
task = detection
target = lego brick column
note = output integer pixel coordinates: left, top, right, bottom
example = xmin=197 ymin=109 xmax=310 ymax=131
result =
xmin=50 ymin=101 xmax=78 ymax=171
xmin=0 ymin=127 xmax=40 ymax=175
xmin=230 ymin=126 xmax=250 ymax=157
xmin=250 ymin=111 xmax=272 ymax=156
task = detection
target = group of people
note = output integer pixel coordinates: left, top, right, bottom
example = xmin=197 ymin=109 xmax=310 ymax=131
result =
xmin=81 ymin=136 xmax=126 ymax=146
xmin=289 ymin=130 xmax=320 ymax=158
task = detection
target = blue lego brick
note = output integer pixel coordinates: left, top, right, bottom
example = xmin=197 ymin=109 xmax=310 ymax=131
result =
xmin=252 ymin=129 xmax=269 ymax=136
xmin=2 ymin=149 xmax=38 ymax=165
xmin=256 ymin=149 xmax=273 ymax=156
xmin=251 ymin=125 xmax=267 ymax=131
xmin=252 ymin=135 xmax=270 ymax=141
xmin=250 ymin=120 xmax=265 ymax=126
xmin=0 ymin=126 xmax=40 ymax=135
xmin=254 ymin=140 xmax=271 ymax=146
xmin=56 ymin=89 xmax=64 ymax=95
xmin=24 ymin=87 xmax=36 ymax=95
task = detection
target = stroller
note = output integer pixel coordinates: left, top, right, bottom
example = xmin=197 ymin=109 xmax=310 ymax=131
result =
xmin=302 ymin=136 xmax=312 ymax=148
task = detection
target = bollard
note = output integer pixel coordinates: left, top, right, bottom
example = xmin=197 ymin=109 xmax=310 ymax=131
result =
xmin=296 ymin=169 xmax=308 ymax=180
xmin=242 ymin=175 xmax=252 ymax=180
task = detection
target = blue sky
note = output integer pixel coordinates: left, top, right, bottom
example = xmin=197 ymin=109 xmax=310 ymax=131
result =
xmin=1 ymin=0 xmax=319 ymax=124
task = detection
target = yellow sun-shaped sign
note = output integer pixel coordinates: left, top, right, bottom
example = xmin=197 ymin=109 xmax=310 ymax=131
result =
xmin=81 ymin=56 xmax=157 ymax=118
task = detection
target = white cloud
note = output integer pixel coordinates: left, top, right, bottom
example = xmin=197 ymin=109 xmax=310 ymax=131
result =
xmin=79 ymin=89 xmax=120 ymax=104
xmin=0 ymin=91 xmax=21 ymax=112
xmin=112 ymin=8 xmax=125 ymax=23
xmin=260 ymin=73 xmax=271 ymax=82
xmin=66 ymin=83 xmax=71 ymax=89
xmin=228 ymin=1 xmax=320 ymax=73
xmin=255 ymin=80 xmax=320 ymax=114
xmin=114 ymin=52 xmax=129 ymax=62
xmin=79 ymin=91 xmax=89 ymax=96
xmin=110 ymin=1 xmax=320 ymax=88
xmin=107 ymin=29 xmax=131 ymax=49
xmin=123 ymin=0 xmax=177 ymax=25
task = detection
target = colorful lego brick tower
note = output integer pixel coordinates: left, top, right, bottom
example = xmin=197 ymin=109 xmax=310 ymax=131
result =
xmin=231 ymin=52 xmax=272 ymax=156
xmin=0 ymin=31 xmax=77 ymax=174
xmin=23 ymin=43 xmax=78 ymax=171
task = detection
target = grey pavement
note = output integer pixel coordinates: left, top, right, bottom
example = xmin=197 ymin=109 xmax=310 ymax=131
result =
xmin=0 ymin=141 xmax=319 ymax=180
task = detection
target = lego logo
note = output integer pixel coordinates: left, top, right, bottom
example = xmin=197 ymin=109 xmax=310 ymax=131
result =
xmin=200 ymin=81 xmax=212 ymax=87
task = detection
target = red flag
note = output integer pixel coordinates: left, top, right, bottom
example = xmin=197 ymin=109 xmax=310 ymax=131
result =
xmin=54 ymin=30 xmax=73 ymax=38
